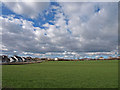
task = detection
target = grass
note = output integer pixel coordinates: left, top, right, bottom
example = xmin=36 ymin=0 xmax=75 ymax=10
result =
xmin=2 ymin=60 xmax=118 ymax=88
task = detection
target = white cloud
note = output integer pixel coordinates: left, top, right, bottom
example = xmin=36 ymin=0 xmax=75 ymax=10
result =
xmin=58 ymin=2 xmax=118 ymax=51
xmin=1 ymin=2 xmax=118 ymax=56
xmin=3 ymin=1 xmax=50 ymax=19
xmin=1 ymin=15 xmax=36 ymax=54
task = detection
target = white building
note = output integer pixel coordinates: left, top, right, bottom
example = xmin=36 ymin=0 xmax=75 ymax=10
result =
xmin=54 ymin=58 xmax=58 ymax=61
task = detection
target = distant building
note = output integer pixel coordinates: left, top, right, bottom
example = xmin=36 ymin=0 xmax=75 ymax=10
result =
xmin=47 ymin=58 xmax=51 ymax=60
xmin=10 ymin=57 xmax=16 ymax=62
xmin=99 ymin=57 xmax=104 ymax=60
xmin=108 ymin=56 xmax=113 ymax=59
xmin=54 ymin=58 xmax=58 ymax=61
xmin=14 ymin=55 xmax=26 ymax=62
xmin=2 ymin=55 xmax=10 ymax=63
xmin=5 ymin=55 xmax=27 ymax=63
xmin=21 ymin=57 xmax=26 ymax=62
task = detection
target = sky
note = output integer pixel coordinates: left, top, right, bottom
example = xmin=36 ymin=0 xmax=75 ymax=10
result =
xmin=0 ymin=1 xmax=118 ymax=58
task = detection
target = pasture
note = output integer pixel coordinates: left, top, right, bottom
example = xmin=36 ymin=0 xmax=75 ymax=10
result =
xmin=2 ymin=60 xmax=118 ymax=88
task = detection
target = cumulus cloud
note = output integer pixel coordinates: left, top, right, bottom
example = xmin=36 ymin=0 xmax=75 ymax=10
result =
xmin=3 ymin=1 xmax=50 ymax=18
xmin=58 ymin=2 xmax=118 ymax=51
xmin=1 ymin=14 xmax=71 ymax=55
xmin=1 ymin=2 xmax=118 ymax=56
xmin=1 ymin=16 xmax=36 ymax=54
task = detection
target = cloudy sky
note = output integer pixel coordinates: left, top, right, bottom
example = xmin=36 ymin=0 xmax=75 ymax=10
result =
xmin=0 ymin=1 xmax=118 ymax=57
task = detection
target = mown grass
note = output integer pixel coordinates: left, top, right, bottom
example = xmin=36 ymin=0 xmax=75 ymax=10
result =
xmin=2 ymin=60 xmax=118 ymax=88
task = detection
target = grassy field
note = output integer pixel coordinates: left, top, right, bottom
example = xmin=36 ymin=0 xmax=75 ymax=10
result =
xmin=2 ymin=60 xmax=118 ymax=88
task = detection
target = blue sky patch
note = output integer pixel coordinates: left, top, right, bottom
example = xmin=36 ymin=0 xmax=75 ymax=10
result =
xmin=2 ymin=2 xmax=60 ymax=30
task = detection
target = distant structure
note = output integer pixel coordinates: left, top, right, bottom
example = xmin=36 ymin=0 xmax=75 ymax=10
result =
xmin=54 ymin=58 xmax=58 ymax=61
xmin=99 ymin=57 xmax=104 ymax=60
xmin=2 ymin=55 xmax=28 ymax=63
xmin=108 ymin=56 xmax=113 ymax=59
xmin=1 ymin=52 xmax=119 ymax=64
xmin=1 ymin=55 xmax=10 ymax=63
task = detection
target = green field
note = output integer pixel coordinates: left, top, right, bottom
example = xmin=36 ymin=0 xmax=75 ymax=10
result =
xmin=2 ymin=60 xmax=118 ymax=88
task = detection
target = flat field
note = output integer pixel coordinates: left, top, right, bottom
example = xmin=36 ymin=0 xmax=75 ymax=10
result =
xmin=2 ymin=60 xmax=118 ymax=88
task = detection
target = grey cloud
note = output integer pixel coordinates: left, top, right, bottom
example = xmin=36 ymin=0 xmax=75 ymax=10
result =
xmin=1 ymin=2 xmax=118 ymax=56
